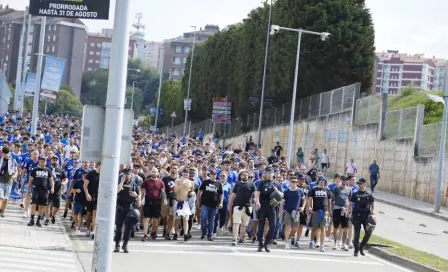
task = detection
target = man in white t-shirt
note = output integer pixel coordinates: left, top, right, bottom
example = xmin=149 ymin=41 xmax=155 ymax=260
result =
xmin=320 ymin=149 xmax=330 ymax=173
xmin=345 ymin=159 xmax=357 ymax=175
xmin=64 ymin=140 xmax=79 ymax=159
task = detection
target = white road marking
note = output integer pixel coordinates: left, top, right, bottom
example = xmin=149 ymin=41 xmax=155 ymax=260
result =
xmin=366 ymin=253 xmax=414 ymax=272
xmin=0 ymin=246 xmax=74 ymax=257
xmin=128 ymin=249 xmax=384 ymax=265
xmin=0 ymin=263 xmax=77 ymax=272
xmin=0 ymin=256 xmax=77 ymax=269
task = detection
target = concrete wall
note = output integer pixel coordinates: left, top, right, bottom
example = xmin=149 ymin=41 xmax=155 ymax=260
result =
xmin=218 ymin=110 xmax=448 ymax=207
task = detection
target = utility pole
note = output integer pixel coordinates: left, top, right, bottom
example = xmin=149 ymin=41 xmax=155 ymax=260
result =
xmin=183 ymin=26 xmax=196 ymax=135
xmin=20 ymin=13 xmax=32 ymax=115
xmin=31 ymin=16 xmax=46 ymax=136
xmin=154 ymin=46 xmax=165 ymax=129
xmin=14 ymin=8 xmax=26 ymax=111
xmin=91 ymin=0 xmax=132 ymax=271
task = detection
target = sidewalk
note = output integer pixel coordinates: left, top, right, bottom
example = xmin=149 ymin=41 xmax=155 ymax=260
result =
xmin=374 ymin=190 xmax=448 ymax=222
xmin=0 ymin=200 xmax=82 ymax=272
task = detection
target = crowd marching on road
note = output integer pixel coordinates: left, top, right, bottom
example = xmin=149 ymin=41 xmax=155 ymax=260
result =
xmin=0 ymin=110 xmax=377 ymax=257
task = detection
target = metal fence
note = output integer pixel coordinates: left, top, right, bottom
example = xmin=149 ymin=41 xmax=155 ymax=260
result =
xmin=159 ymin=83 xmax=360 ymax=139
xmin=385 ymin=107 xmax=418 ymax=139
xmin=419 ymin=123 xmax=448 ymax=155
xmin=354 ymin=95 xmax=382 ymax=125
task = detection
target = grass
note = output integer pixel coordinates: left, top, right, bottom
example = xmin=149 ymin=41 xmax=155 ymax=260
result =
xmin=366 ymin=234 xmax=448 ymax=271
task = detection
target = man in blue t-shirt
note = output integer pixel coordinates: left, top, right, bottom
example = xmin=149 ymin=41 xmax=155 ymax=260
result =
xmin=368 ymin=159 xmax=380 ymax=193
xmin=279 ymin=175 xmax=306 ymax=250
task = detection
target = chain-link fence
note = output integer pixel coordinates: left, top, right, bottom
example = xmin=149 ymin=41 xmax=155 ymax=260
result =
xmin=420 ymin=123 xmax=440 ymax=155
xmin=159 ymin=83 xmax=360 ymax=139
xmin=385 ymin=106 xmax=418 ymax=140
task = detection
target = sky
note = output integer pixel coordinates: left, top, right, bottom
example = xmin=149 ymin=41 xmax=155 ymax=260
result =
xmin=3 ymin=0 xmax=448 ymax=59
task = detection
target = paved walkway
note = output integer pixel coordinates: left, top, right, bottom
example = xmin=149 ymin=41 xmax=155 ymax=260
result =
xmin=0 ymin=200 xmax=82 ymax=272
xmin=373 ymin=190 xmax=448 ymax=222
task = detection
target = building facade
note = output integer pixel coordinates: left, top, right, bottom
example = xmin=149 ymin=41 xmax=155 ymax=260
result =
xmin=135 ymin=38 xmax=163 ymax=70
xmin=85 ymin=30 xmax=137 ymax=71
xmin=163 ymin=24 xmax=219 ymax=80
xmin=0 ymin=6 xmax=87 ymax=97
xmin=374 ymin=51 xmax=444 ymax=94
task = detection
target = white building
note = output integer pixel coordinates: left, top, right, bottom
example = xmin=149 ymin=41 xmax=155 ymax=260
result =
xmin=135 ymin=39 xmax=163 ymax=70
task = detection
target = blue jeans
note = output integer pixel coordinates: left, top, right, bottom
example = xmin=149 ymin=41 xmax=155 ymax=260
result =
xmin=213 ymin=203 xmax=227 ymax=234
xmin=200 ymin=205 xmax=218 ymax=237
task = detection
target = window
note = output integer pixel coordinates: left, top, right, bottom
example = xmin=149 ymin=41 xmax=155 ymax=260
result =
xmin=54 ymin=25 xmax=57 ymax=31
xmin=173 ymin=68 xmax=180 ymax=75
xmin=89 ymin=59 xmax=93 ymax=63
xmin=183 ymin=57 xmax=187 ymax=64
xmin=7 ymin=34 xmax=10 ymax=40
xmin=90 ymin=42 xmax=95 ymax=47
xmin=95 ymin=60 xmax=99 ymax=64
xmin=5 ymin=55 xmax=8 ymax=61
xmin=90 ymin=51 xmax=94 ymax=55
xmin=96 ymin=52 xmax=100 ymax=56
xmin=46 ymin=46 xmax=50 ymax=52
xmin=53 ymin=35 xmax=56 ymax=42
xmin=47 ymin=35 xmax=50 ymax=42
xmin=52 ymin=46 xmax=55 ymax=53
xmin=174 ymin=57 xmax=181 ymax=64
xmin=88 ymin=68 xmax=92 ymax=71
xmin=175 ymin=46 xmax=181 ymax=53
xmin=97 ymin=43 xmax=101 ymax=47
xmin=184 ymin=47 xmax=190 ymax=53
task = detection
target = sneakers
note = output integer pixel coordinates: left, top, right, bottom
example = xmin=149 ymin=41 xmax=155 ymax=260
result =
xmin=333 ymin=242 xmax=338 ymax=250
xmin=342 ymin=244 xmax=349 ymax=251
xmin=51 ymin=216 xmax=56 ymax=224
xmin=23 ymin=211 xmax=28 ymax=218
xmin=173 ymin=234 xmax=178 ymax=240
xmin=348 ymin=243 xmax=354 ymax=249
xmin=195 ymin=224 xmax=201 ymax=230
xmin=0 ymin=210 xmax=4 ymax=217
xmin=86 ymin=230 xmax=91 ymax=237
xmin=44 ymin=220 xmax=50 ymax=226
xmin=360 ymin=248 xmax=365 ymax=256
xmin=184 ymin=234 xmax=189 ymax=241
xmin=150 ymin=232 xmax=157 ymax=240
xmin=36 ymin=220 xmax=42 ymax=227
xmin=295 ymin=241 xmax=302 ymax=249
xmin=309 ymin=241 xmax=314 ymax=249
xmin=63 ymin=210 xmax=68 ymax=218
xmin=27 ymin=219 xmax=35 ymax=226
xmin=142 ymin=235 xmax=147 ymax=242
xmin=285 ymin=243 xmax=291 ymax=250
xmin=231 ymin=240 xmax=237 ymax=246
xmin=207 ymin=236 xmax=214 ymax=242
xmin=91 ymin=232 xmax=95 ymax=239
xmin=320 ymin=245 xmax=325 ymax=252
xmin=76 ymin=230 xmax=82 ymax=235
xmin=272 ymin=239 xmax=278 ymax=245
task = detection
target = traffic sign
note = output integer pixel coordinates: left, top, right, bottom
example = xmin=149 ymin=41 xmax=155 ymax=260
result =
xmin=213 ymin=102 xmax=232 ymax=107
xmin=170 ymin=112 xmax=177 ymax=118
xmin=213 ymin=110 xmax=231 ymax=115
xmin=29 ymin=0 xmax=111 ymax=19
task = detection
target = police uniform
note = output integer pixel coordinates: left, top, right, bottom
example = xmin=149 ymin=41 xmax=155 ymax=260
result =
xmin=350 ymin=178 xmax=374 ymax=256
xmin=256 ymin=167 xmax=281 ymax=251
xmin=115 ymin=173 xmax=140 ymax=253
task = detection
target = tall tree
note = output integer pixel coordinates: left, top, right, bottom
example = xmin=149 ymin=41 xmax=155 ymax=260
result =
xmin=181 ymin=0 xmax=375 ymax=121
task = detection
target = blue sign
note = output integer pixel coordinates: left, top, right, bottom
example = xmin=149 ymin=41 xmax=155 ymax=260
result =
xmin=40 ymin=56 xmax=66 ymax=104
xmin=150 ymin=107 xmax=165 ymax=117
xmin=24 ymin=73 xmax=36 ymax=97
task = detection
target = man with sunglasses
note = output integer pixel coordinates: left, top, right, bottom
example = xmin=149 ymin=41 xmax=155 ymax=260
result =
xmin=254 ymin=166 xmax=281 ymax=252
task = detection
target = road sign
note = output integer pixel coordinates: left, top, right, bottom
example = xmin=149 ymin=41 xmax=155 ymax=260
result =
xmin=170 ymin=112 xmax=177 ymax=118
xmin=29 ymin=0 xmax=111 ymax=20
xmin=184 ymin=98 xmax=192 ymax=111
xmin=80 ymin=105 xmax=133 ymax=164
xmin=212 ymin=97 xmax=231 ymax=124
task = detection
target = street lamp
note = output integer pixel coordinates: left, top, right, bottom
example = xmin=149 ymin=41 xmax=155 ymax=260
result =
xmin=270 ymin=25 xmax=330 ymax=167
xmin=128 ymin=68 xmax=140 ymax=110
xmin=183 ymin=26 xmax=197 ymax=135
xmin=425 ymin=92 xmax=448 ymax=213
xmin=154 ymin=46 xmax=165 ymax=130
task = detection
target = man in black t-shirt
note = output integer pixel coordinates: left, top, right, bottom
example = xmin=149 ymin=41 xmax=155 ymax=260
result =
xmin=198 ymin=169 xmax=223 ymax=241
xmin=27 ymin=157 xmax=54 ymax=227
xmin=161 ymin=163 xmax=178 ymax=240
xmin=308 ymin=176 xmax=332 ymax=252
xmin=228 ymin=170 xmax=255 ymax=245
xmin=47 ymin=155 xmax=67 ymax=225
xmin=84 ymin=162 xmax=101 ymax=239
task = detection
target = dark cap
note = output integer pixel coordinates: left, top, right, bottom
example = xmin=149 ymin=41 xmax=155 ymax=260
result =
xmin=209 ymin=169 xmax=217 ymax=175
xmin=297 ymin=173 xmax=305 ymax=180
xmin=357 ymin=178 xmax=367 ymax=184
xmin=318 ymin=176 xmax=327 ymax=183
xmin=51 ymin=155 xmax=59 ymax=160
xmin=265 ymin=166 xmax=274 ymax=173
xmin=347 ymin=173 xmax=355 ymax=179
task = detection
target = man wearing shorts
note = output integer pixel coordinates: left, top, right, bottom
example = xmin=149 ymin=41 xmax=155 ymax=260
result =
xmin=332 ymin=175 xmax=351 ymax=251
xmin=71 ymin=174 xmax=86 ymax=235
xmin=27 ymin=157 xmax=54 ymax=227
xmin=279 ymin=175 xmax=306 ymax=250
xmin=174 ymin=168 xmax=194 ymax=241
xmin=84 ymin=162 xmax=101 ymax=238
xmin=308 ymin=176 xmax=332 ymax=252
xmin=0 ymin=146 xmax=18 ymax=217
xmin=46 ymin=155 xmax=67 ymax=225
xmin=161 ymin=163 xmax=178 ymax=240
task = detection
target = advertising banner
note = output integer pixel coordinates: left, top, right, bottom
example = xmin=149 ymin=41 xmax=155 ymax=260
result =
xmin=24 ymin=72 xmax=36 ymax=97
xmin=29 ymin=0 xmax=111 ymax=20
xmin=40 ymin=56 xmax=66 ymax=104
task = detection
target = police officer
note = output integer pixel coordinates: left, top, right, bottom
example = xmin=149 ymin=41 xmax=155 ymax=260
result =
xmin=347 ymin=178 xmax=375 ymax=257
xmin=254 ymin=166 xmax=282 ymax=252
xmin=114 ymin=167 xmax=141 ymax=253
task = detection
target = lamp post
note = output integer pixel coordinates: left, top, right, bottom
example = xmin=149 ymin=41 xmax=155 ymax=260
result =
xmin=128 ymin=68 xmax=140 ymax=110
xmin=425 ymin=92 xmax=448 ymax=213
xmin=154 ymin=46 xmax=165 ymax=129
xmin=183 ymin=26 xmax=197 ymax=135
xmin=270 ymin=25 xmax=330 ymax=166
xmin=257 ymin=0 xmax=273 ymax=147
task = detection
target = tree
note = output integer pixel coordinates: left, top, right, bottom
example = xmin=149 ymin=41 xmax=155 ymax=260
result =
xmin=181 ymin=0 xmax=375 ymax=121
xmin=153 ymin=80 xmax=183 ymax=127
xmin=46 ymin=89 xmax=82 ymax=116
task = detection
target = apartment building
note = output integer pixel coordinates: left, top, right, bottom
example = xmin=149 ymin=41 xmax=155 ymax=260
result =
xmin=0 ymin=5 xmax=87 ymax=97
xmin=135 ymin=38 xmax=163 ymax=70
xmin=163 ymin=24 xmax=219 ymax=80
xmin=85 ymin=29 xmax=137 ymax=71
xmin=374 ymin=50 xmax=447 ymax=94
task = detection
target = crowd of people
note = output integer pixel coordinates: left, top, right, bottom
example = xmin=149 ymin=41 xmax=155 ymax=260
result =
xmin=0 ymin=110 xmax=376 ymax=257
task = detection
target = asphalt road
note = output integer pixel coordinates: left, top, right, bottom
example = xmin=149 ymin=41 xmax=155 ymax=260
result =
xmin=69 ymin=227 xmax=413 ymax=272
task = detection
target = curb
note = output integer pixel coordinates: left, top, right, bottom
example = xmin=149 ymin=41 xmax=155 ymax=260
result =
xmin=374 ymin=197 xmax=448 ymax=223
xmin=368 ymin=247 xmax=443 ymax=272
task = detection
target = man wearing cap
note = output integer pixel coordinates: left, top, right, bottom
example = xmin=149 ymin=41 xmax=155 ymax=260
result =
xmin=347 ymin=178 xmax=375 ymax=257
xmin=292 ymin=173 xmax=310 ymax=248
xmin=308 ymin=176 xmax=332 ymax=252
xmin=254 ymin=166 xmax=281 ymax=252
xmin=331 ymin=175 xmax=351 ymax=250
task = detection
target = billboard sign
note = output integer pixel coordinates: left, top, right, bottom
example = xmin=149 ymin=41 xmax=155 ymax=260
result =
xmin=29 ymin=0 xmax=111 ymax=20
xmin=40 ymin=56 xmax=66 ymax=104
